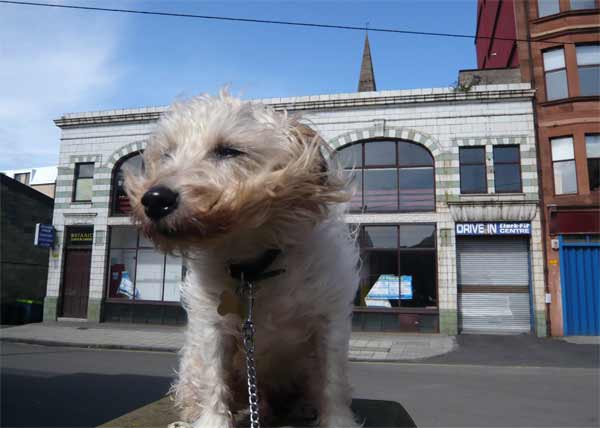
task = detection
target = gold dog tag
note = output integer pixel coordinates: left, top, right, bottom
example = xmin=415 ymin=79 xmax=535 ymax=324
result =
xmin=217 ymin=290 xmax=243 ymax=317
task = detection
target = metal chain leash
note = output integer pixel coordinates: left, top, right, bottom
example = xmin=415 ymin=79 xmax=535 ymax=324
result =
xmin=239 ymin=273 xmax=260 ymax=428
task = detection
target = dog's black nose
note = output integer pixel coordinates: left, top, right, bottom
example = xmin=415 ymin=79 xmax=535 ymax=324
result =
xmin=141 ymin=186 xmax=179 ymax=221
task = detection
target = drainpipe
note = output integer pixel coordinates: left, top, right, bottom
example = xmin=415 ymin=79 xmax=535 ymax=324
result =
xmin=524 ymin=0 xmax=552 ymax=336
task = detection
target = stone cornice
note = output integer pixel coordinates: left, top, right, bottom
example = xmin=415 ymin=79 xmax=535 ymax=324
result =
xmin=54 ymin=86 xmax=535 ymax=128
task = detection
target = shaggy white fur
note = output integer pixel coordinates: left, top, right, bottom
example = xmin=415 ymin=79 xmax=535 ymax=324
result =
xmin=125 ymin=92 xmax=361 ymax=427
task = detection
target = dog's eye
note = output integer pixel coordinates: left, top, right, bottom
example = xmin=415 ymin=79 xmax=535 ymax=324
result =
xmin=213 ymin=146 xmax=245 ymax=159
xmin=160 ymin=152 xmax=174 ymax=162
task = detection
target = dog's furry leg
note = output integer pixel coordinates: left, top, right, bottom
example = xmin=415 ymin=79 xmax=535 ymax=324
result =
xmin=317 ymin=314 xmax=362 ymax=428
xmin=174 ymin=326 xmax=236 ymax=428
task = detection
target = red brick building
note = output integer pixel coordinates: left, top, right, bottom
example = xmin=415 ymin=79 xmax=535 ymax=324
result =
xmin=475 ymin=0 xmax=599 ymax=336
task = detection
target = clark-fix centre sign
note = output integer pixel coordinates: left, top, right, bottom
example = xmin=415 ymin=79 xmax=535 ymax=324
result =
xmin=455 ymin=222 xmax=531 ymax=236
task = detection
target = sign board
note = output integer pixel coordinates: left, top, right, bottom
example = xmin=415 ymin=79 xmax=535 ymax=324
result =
xmin=400 ymin=275 xmax=413 ymax=300
xmin=367 ymin=275 xmax=414 ymax=300
xmin=34 ymin=224 xmax=55 ymax=248
xmin=455 ymin=222 xmax=531 ymax=236
xmin=66 ymin=226 xmax=94 ymax=247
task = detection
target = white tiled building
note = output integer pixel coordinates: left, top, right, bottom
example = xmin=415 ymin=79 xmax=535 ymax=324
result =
xmin=44 ymin=83 xmax=547 ymax=336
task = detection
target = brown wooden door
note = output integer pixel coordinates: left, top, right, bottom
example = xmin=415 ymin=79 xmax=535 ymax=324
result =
xmin=61 ymin=249 xmax=92 ymax=318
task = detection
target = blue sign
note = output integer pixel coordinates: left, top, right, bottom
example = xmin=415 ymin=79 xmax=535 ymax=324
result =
xmin=367 ymin=275 xmax=414 ymax=300
xmin=455 ymin=222 xmax=531 ymax=236
xmin=400 ymin=275 xmax=413 ymax=300
xmin=34 ymin=224 xmax=55 ymax=248
xmin=367 ymin=275 xmax=400 ymax=300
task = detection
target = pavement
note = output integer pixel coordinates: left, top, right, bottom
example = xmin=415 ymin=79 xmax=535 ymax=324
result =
xmin=0 ymin=321 xmax=457 ymax=361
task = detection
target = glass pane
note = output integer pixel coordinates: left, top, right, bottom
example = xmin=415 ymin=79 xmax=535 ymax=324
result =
xmin=543 ymin=48 xmax=565 ymax=71
xmin=571 ymin=0 xmax=597 ymax=9
xmin=398 ymin=142 xmax=433 ymax=166
xmin=399 ymin=167 xmax=435 ymax=211
xmin=345 ymin=170 xmax=363 ymax=212
xmin=358 ymin=250 xmax=398 ymax=308
xmin=554 ymin=160 xmax=578 ymax=194
xmin=364 ymin=169 xmax=397 ymax=212
xmin=578 ymin=65 xmax=600 ymax=96
xmin=336 ymin=143 xmax=362 ymax=169
xmin=362 ymin=226 xmax=397 ymax=249
xmin=74 ymin=177 xmax=93 ymax=201
xmin=365 ymin=141 xmax=396 ymax=166
xmin=399 ymin=224 xmax=435 ymax=248
xmin=460 ymin=164 xmax=487 ymax=193
xmin=77 ymin=163 xmax=94 ymax=178
xmin=588 ymin=158 xmax=600 ymax=191
xmin=551 ymin=137 xmax=574 ymax=161
xmin=399 ymin=252 xmax=437 ymax=308
xmin=114 ymin=154 xmax=143 ymax=214
xmin=538 ymin=0 xmax=560 ymax=16
xmin=545 ymin=69 xmax=568 ymax=100
xmin=493 ymin=146 xmax=520 ymax=163
xmin=163 ymin=255 xmax=183 ymax=302
xmin=586 ymin=134 xmax=600 ymax=158
xmin=576 ymin=45 xmax=600 ymax=66
xmin=459 ymin=147 xmax=485 ymax=164
xmin=139 ymin=233 xmax=155 ymax=248
xmin=108 ymin=249 xmax=137 ymax=299
xmin=110 ymin=227 xmax=138 ymax=249
xmin=135 ymin=249 xmax=164 ymax=301
xmin=494 ymin=164 xmax=522 ymax=193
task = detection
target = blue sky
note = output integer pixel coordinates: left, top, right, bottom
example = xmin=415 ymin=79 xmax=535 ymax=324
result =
xmin=0 ymin=0 xmax=477 ymax=170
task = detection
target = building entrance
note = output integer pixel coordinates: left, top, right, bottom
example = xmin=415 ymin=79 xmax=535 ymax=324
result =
xmin=60 ymin=226 xmax=93 ymax=318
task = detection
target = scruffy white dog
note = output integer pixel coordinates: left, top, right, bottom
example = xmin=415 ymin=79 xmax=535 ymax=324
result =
xmin=126 ymin=93 xmax=361 ymax=427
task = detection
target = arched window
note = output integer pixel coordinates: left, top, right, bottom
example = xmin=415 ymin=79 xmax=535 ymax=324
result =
xmin=111 ymin=153 xmax=143 ymax=215
xmin=336 ymin=139 xmax=435 ymax=213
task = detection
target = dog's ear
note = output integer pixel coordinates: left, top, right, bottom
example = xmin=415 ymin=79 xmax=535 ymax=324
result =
xmin=289 ymin=122 xmax=329 ymax=183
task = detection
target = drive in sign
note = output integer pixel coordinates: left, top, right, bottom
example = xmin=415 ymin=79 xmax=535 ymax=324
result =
xmin=455 ymin=222 xmax=531 ymax=235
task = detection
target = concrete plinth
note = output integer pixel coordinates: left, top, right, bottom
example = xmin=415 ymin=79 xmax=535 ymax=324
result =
xmin=99 ymin=396 xmax=417 ymax=428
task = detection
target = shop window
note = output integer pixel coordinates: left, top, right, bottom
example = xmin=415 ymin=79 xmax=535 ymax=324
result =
xmin=576 ymin=45 xmax=600 ymax=96
xmin=538 ymin=0 xmax=560 ymax=16
xmin=112 ymin=153 xmax=144 ymax=215
xmin=356 ymin=224 xmax=437 ymax=309
xmin=493 ymin=145 xmax=522 ymax=193
xmin=459 ymin=146 xmax=487 ymax=194
xmin=14 ymin=172 xmax=30 ymax=185
xmin=73 ymin=163 xmax=94 ymax=202
xmin=570 ymin=0 xmax=597 ymax=9
xmin=107 ymin=226 xmax=184 ymax=302
xmin=586 ymin=134 xmax=600 ymax=191
xmin=336 ymin=139 xmax=435 ymax=213
xmin=543 ymin=48 xmax=568 ymax=101
xmin=551 ymin=137 xmax=578 ymax=195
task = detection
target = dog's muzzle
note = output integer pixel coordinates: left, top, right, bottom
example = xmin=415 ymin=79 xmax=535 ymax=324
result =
xmin=141 ymin=186 xmax=179 ymax=221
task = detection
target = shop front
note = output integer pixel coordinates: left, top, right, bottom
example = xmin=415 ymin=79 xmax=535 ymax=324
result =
xmin=352 ymin=223 xmax=438 ymax=333
xmin=455 ymin=222 xmax=533 ymax=334
xmin=549 ymin=209 xmax=600 ymax=336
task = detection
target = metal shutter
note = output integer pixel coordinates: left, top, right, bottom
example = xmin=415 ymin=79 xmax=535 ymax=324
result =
xmin=457 ymin=237 xmax=532 ymax=334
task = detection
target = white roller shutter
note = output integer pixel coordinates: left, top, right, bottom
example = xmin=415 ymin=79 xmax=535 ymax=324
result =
xmin=457 ymin=237 xmax=532 ymax=334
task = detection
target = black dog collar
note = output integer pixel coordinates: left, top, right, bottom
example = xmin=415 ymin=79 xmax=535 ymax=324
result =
xmin=227 ymin=248 xmax=286 ymax=283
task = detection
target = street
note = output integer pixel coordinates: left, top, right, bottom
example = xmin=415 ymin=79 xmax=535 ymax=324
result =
xmin=1 ymin=341 xmax=598 ymax=427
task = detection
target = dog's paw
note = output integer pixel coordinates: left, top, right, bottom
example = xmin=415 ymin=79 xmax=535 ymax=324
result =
xmin=191 ymin=412 xmax=234 ymax=428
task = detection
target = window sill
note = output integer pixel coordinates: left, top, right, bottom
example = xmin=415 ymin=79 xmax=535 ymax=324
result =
xmin=353 ymin=306 xmax=438 ymax=314
xmin=532 ymin=8 xmax=600 ymax=24
xmin=104 ymin=298 xmax=181 ymax=306
xmin=539 ymin=96 xmax=600 ymax=107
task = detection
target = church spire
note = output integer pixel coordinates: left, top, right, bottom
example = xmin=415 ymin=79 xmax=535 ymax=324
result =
xmin=358 ymin=32 xmax=376 ymax=92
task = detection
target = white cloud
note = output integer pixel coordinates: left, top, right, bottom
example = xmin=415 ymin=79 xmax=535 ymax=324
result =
xmin=0 ymin=3 xmax=126 ymax=170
